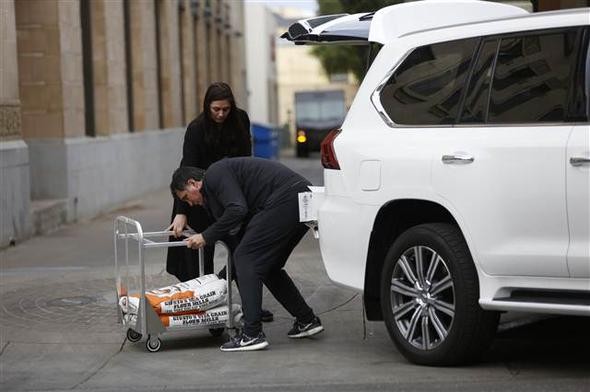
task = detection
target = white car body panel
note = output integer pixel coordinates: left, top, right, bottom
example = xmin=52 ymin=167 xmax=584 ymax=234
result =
xmin=479 ymin=274 xmax=590 ymax=315
xmin=566 ymin=124 xmax=590 ymax=278
xmin=317 ymin=192 xmax=377 ymax=289
xmin=431 ymin=125 xmax=572 ymax=277
xmin=370 ymin=0 xmax=528 ymax=44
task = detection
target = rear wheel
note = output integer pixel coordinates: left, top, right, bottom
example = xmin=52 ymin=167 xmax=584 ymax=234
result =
xmin=380 ymin=223 xmax=499 ymax=366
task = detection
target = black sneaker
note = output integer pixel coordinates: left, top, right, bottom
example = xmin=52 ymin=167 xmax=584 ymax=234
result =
xmin=220 ymin=331 xmax=269 ymax=352
xmin=261 ymin=308 xmax=274 ymax=322
xmin=287 ymin=316 xmax=324 ymax=338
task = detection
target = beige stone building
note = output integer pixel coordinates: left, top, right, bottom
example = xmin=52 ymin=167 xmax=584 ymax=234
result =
xmin=0 ymin=0 xmax=247 ymax=247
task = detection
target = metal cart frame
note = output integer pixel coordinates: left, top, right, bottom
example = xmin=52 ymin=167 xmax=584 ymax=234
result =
xmin=114 ymin=216 xmax=237 ymax=352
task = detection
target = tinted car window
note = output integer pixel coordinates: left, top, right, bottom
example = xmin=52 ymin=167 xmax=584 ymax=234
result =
xmin=380 ymin=39 xmax=477 ymax=125
xmin=460 ymin=40 xmax=499 ymax=123
xmin=488 ymin=30 xmax=578 ymax=123
xmin=568 ymin=30 xmax=589 ymax=122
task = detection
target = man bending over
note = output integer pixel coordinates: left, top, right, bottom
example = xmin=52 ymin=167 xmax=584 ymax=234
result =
xmin=170 ymin=157 xmax=324 ymax=352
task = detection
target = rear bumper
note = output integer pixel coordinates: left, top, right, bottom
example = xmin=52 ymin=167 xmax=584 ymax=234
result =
xmin=317 ymin=196 xmax=376 ymax=290
xmin=298 ymin=185 xmax=374 ymax=290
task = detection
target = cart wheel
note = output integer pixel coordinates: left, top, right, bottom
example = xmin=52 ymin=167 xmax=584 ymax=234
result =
xmin=209 ymin=328 xmax=224 ymax=337
xmin=146 ymin=336 xmax=162 ymax=353
xmin=126 ymin=328 xmax=142 ymax=343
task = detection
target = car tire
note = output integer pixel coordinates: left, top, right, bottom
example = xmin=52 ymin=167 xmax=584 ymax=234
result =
xmin=380 ymin=223 xmax=499 ymax=366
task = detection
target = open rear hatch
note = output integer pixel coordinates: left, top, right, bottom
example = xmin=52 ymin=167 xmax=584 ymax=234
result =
xmin=281 ymin=12 xmax=372 ymax=45
xmin=281 ymin=0 xmax=528 ymax=46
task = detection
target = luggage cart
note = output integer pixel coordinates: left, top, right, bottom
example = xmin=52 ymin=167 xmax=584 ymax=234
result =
xmin=114 ymin=216 xmax=238 ymax=352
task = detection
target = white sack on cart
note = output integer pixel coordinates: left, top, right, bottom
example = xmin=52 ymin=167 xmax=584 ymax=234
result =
xmin=118 ymin=274 xmax=228 ymax=315
xmin=153 ymin=277 xmax=227 ymax=315
xmin=159 ymin=304 xmax=242 ymax=329
xmin=119 ymin=296 xmax=140 ymax=314
xmin=122 ymin=312 xmax=137 ymax=326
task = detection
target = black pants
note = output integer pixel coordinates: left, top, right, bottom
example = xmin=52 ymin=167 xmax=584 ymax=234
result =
xmin=234 ymin=182 xmax=315 ymax=337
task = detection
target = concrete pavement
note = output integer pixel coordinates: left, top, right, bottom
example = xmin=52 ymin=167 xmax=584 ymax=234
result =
xmin=1 ymin=154 xmax=589 ymax=391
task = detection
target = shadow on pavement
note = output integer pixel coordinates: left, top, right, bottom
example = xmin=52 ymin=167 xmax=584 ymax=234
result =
xmin=485 ymin=316 xmax=590 ymax=370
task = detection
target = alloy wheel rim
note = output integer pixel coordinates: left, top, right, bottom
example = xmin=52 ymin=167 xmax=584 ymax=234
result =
xmin=390 ymin=245 xmax=455 ymax=350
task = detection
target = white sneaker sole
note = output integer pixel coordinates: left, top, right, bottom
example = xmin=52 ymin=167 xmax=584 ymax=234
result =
xmin=220 ymin=340 xmax=269 ymax=352
xmin=288 ymin=325 xmax=324 ymax=339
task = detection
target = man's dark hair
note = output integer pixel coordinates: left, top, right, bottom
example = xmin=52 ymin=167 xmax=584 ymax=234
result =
xmin=170 ymin=166 xmax=206 ymax=199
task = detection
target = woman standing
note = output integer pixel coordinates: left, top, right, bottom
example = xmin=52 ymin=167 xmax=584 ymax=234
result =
xmin=167 ymin=82 xmax=251 ymax=282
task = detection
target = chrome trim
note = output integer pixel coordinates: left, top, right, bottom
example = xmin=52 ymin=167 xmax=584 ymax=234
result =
xmin=480 ymin=299 xmax=590 ymax=316
xmin=369 ymin=121 xmax=590 ymax=129
xmin=453 ymin=121 xmax=590 ymax=127
xmin=570 ymin=157 xmax=590 ymax=167
xmin=442 ymin=154 xmax=475 ymax=164
xmin=370 ymin=72 xmax=396 ymax=128
xmin=370 ymin=49 xmax=413 ymax=128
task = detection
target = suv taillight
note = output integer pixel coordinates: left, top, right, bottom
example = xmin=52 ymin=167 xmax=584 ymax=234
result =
xmin=320 ymin=129 xmax=341 ymax=170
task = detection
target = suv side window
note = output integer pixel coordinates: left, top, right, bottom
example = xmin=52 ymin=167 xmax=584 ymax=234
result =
xmin=379 ymin=38 xmax=477 ymax=125
xmin=487 ymin=29 xmax=579 ymax=123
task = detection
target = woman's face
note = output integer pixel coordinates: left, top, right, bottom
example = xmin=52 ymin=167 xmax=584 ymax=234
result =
xmin=209 ymin=99 xmax=232 ymax=124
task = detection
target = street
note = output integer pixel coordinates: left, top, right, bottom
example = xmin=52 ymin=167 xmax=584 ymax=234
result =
xmin=0 ymin=153 xmax=588 ymax=392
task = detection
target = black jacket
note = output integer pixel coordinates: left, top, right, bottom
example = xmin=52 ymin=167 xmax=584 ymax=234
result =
xmin=201 ymin=157 xmax=310 ymax=245
xmin=174 ymin=108 xmax=251 ymax=218
xmin=167 ymin=109 xmax=251 ymax=282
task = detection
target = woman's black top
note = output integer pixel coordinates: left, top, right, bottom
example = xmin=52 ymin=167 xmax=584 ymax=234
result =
xmin=167 ymin=107 xmax=251 ymax=282
xmin=174 ymin=108 xmax=252 ymax=217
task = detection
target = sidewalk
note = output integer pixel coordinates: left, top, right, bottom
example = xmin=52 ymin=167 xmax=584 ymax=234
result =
xmin=0 ymin=182 xmax=377 ymax=391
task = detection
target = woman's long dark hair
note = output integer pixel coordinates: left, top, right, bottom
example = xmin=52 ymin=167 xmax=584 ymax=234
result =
xmin=200 ymin=82 xmax=249 ymax=157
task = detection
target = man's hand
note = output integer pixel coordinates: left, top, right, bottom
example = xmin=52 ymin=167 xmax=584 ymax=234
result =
xmin=167 ymin=214 xmax=187 ymax=237
xmin=186 ymin=234 xmax=206 ymax=249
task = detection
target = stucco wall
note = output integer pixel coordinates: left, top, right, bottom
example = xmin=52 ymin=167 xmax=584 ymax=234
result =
xmin=0 ymin=141 xmax=32 ymax=246
xmin=27 ymin=128 xmax=184 ymax=222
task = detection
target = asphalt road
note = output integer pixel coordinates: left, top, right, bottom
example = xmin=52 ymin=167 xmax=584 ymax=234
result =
xmin=0 ymin=152 xmax=588 ymax=392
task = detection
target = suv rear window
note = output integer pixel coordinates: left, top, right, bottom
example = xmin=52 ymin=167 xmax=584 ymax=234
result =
xmin=379 ymin=39 xmax=477 ymax=125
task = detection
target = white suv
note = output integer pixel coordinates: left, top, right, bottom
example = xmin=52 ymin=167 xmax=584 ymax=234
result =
xmin=284 ymin=0 xmax=589 ymax=365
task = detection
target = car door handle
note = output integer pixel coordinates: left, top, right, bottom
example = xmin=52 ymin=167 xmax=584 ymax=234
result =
xmin=570 ymin=157 xmax=590 ymax=167
xmin=442 ymin=154 xmax=474 ymax=164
